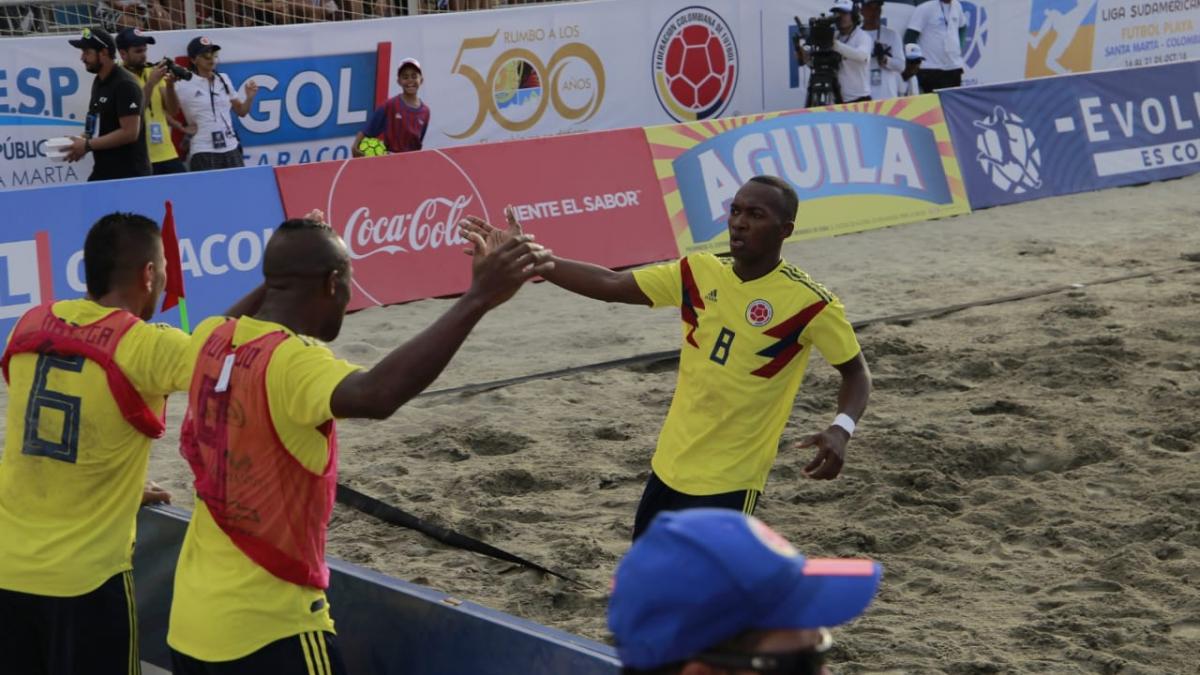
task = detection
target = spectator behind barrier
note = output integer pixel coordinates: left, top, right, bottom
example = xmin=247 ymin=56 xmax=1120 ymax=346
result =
xmin=175 ymin=36 xmax=259 ymax=172
xmin=609 ymin=509 xmax=883 ymax=675
xmin=900 ymin=43 xmax=925 ymax=97
xmin=65 ymin=26 xmax=153 ymax=181
xmin=117 ymin=27 xmax=189 ymax=175
xmin=905 ymin=0 xmax=967 ymax=92
xmin=861 ymin=0 xmax=904 ymax=101
xmin=351 ymin=57 xmax=430 ymax=157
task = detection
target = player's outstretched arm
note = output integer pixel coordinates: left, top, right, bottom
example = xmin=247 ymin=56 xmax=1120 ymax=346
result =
xmin=459 ymin=207 xmax=652 ymax=306
xmin=329 ymin=233 xmax=553 ymax=420
xmin=799 ymin=352 xmax=872 ymax=480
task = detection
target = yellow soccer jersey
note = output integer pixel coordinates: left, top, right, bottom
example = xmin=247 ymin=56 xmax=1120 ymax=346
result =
xmin=0 ymin=299 xmax=190 ymax=596
xmin=168 ymin=316 xmax=360 ymax=661
xmin=133 ymin=67 xmax=181 ymax=164
xmin=633 ymin=254 xmax=860 ymax=495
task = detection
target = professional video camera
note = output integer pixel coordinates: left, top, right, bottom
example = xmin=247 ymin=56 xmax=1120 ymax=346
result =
xmin=794 ymin=14 xmax=842 ymax=107
xmin=158 ymin=57 xmax=192 ymax=81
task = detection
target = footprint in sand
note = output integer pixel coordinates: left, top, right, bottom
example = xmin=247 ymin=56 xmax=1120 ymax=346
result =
xmin=463 ymin=428 xmax=534 ymax=456
xmin=1048 ymin=578 xmax=1123 ymax=594
xmin=476 ymin=468 xmax=562 ymax=497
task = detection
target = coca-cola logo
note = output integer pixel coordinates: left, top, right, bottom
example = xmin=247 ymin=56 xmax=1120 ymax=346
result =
xmin=324 ymin=149 xmax=489 ymax=307
xmin=343 ymin=196 xmax=472 ymax=259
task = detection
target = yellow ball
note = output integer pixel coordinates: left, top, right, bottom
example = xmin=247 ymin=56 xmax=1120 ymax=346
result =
xmin=358 ymin=137 xmax=386 ymax=157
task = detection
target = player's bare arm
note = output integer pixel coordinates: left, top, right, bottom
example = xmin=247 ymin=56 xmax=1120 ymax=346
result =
xmin=329 ymin=233 xmax=553 ymax=420
xmin=799 ymin=351 xmax=872 ymax=480
xmin=458 ymin=206 xmax=652 ymax=306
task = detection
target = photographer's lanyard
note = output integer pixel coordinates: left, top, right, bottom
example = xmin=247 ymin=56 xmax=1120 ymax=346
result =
xmin=940 ymin=1 xmax=958 ymax=54
xmin=208 ymin=75 xmax=234 ymax=135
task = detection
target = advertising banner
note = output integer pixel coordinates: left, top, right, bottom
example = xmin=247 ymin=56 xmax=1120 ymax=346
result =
xmin=273 ymin=128 xmax=676 ymax=310
xmin=646 ymin=95 xmax=971 ymax=255
xmin=941 ymin=60 xmax=1200 ymax=208
xmin=0 ymin=0 xmax=764 ymax=191
xmin=1025 ymin=0 xmax=1200 ymax=77
xmin=0 ymin=167 xmax=284 ymax=342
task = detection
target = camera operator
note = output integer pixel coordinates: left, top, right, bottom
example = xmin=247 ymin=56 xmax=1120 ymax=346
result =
xmin=174 ymin=36 xmax=258 ymax=171
xmin=65 ymin=27 xmax=151 ymax=181
xmin=798 ymin=0 xmax=873 ymax=104
xmin=862 ymin=0 xmax=904 ymax=100
xmin=116 ymin=28 xmax=187 ymax=175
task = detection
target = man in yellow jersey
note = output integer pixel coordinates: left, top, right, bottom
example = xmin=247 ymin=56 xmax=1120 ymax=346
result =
xmin=0 ymin=212 xmax=263 ymax=674
xmin=167 ymin=215 xmax=552 ymax=673
xmin=117 ymin=27 xmax=188 ymax=175
xmin=461 ymin=175 xmax=872 ymax=540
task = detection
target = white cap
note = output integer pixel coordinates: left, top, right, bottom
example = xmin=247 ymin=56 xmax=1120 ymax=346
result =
xmin=830 ymin=0 xmax=854 ymax=12
xmin=904 ymin=43 xmax=924 ymax=60
xmin=397 ymin=57 xmax=421 ymax=75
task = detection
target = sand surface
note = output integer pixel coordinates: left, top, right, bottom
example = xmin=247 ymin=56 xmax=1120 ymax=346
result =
xmin=7 ymin=175 xmax=1200 ymax=673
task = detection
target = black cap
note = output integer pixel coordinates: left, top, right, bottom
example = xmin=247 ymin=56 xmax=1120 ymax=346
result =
xmin=187 ymin=36 xmax=221 ymax=60
xmin=116 ymin=27 xmax=156 ymax=50
xmin=69 ymin=27 xmax=116 ymax=54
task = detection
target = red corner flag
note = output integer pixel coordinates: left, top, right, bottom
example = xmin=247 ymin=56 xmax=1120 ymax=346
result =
xmin=160 ymin=201 xmax=190 ymax=333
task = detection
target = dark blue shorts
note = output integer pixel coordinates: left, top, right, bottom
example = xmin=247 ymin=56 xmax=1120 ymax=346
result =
xmin=632 ymin=471 xmax=760 ymax=541
xmin=0 ymin=570 xmax=140 ymax=675
xmin=171 ymin=631 xmax=347 ymax=675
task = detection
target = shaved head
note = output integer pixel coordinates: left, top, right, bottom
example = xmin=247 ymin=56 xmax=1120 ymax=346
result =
xmin=259 ymin=218 xmax=353 ymax=341
xmin=263 ymin=218 xmax=349 ymax=284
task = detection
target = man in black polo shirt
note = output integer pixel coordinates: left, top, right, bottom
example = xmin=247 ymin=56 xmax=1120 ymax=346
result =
xmin=65 ymin=27 xmax=152 ymax=181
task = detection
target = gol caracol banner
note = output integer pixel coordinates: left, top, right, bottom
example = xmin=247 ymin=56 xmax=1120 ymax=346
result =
xmin=645 ymin=95 xmax=972 ymax=256
xmin=273 ymin=127 xmax=677 ymax=310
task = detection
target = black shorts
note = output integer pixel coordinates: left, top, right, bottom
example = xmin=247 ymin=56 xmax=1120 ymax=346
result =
xmin=171 ymin=631 xmax=347 ymax=675
xmin=152 ymin=158 xmax=188 ymax=175
xmin=632 ymin=471 xmax=760 ymax=541
xmin=0 ymin=570 xmax=141 ymax=675
xmin=916 ymin=68 xmax=963 ymax=93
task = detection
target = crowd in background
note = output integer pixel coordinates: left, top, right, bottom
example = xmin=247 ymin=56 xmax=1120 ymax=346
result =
xmin=1 ymin=0 xmax=570 ymax=36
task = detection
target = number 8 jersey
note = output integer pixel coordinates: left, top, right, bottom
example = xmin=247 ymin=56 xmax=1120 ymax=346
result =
xmin=633 ymin=253 xmax=861 ymax=496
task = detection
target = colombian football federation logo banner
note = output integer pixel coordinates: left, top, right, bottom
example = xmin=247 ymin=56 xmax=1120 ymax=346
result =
xmin=645 ymin=95 xmax=971 ymax=255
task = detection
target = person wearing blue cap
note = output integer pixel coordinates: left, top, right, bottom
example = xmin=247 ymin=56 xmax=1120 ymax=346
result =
xmin=609 ymin=509 xmax=883 ymax=674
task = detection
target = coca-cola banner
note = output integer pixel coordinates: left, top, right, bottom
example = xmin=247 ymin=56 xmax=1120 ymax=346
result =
xmin=273 ymin=128 xmax=677 ymax=309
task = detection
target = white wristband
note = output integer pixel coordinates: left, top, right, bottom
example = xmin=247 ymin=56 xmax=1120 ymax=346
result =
xmin=832 ymin=413 xmax=856 ymax=436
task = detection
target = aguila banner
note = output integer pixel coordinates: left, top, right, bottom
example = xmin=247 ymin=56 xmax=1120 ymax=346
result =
xmin=273 ymin=128 xmax=677 ymax=309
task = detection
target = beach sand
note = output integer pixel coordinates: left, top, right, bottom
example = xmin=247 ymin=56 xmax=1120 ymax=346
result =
xmin=8 ymin=175 xmax=1199 ymax=673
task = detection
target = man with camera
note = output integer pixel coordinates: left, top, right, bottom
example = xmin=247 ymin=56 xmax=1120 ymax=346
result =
xmin=861 ymin=0 xmax=904 ymax=101
xmin=174 ymin=36 xmax=258 ymax=171
xmin=796 ymin=0 xmax=874 ymax=106
xmin=116 ymin=28 xmax=188 ymax=175
xmin=65 ymin=27 xmax=151 ymax=181
xmin=905 ymin=0 xmax=967 ymax=92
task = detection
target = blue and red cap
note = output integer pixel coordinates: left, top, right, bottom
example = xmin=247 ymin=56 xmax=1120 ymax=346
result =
xmin=608 ymin=509 xmax=883 ymax=670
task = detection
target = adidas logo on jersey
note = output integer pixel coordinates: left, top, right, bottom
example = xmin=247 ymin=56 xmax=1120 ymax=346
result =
xmin=705 ymin=289 xmax=718 ymax=302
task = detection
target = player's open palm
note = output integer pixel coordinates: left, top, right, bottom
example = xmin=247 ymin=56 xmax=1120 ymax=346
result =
xmin=458 ymin=205 xmax=526 ymax=256
xmin=462 ymin=231 xmax=553 ymax=310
